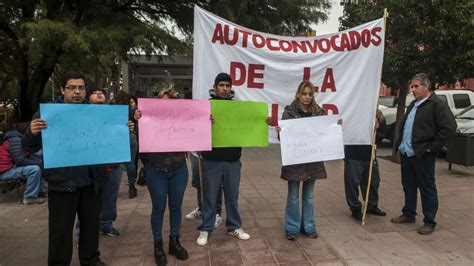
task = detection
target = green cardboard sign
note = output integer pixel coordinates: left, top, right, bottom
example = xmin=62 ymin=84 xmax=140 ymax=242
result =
xmin=211 ymin=100 xmax=269 ymax=147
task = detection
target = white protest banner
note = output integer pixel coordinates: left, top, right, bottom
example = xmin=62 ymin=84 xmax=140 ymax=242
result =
xmin=279 ymin=116 xmax=344 ymax=166
xmin=193 ymin=6 xmax=385 ymax=144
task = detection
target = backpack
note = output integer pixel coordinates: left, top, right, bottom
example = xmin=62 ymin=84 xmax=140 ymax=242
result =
xmin=0 ymin=140 xmax=14 ymax=173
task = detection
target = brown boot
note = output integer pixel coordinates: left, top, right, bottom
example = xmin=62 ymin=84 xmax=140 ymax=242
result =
xmin=418 ymin=224 xmax=435 ymax=235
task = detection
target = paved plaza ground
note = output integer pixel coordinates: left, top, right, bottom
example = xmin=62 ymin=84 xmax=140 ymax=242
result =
xmin=1 ymin=144 xmax=473 ymax=265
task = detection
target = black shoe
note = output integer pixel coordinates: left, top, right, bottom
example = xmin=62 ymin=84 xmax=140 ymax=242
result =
xmin=154 ymin=240 xmax=167 ymax=265
xmin=391 ymin=215 xmax=415 ymax=224
xmin=305 ymin=231 xmax=318 ymax=238
xmin=286 ymin=232 xmax=298 ymax=241
xmin=89 ymin=259 xmax=106 ymax=266
xmin=101 ymin=227 xmax=120 ymax=237
xmin=128 ymin=185 xmax=137 ymax=199
xmin=352 ymin=210 xmax=362 ymax=221
xmin=367 ymin=207 xmax=387 ymax=216
xmin=169 ymin=235 xmax=188 ymax=260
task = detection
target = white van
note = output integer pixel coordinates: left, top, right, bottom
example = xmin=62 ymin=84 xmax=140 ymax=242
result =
xmin=380 ymin=90 xmax=474 ymax=142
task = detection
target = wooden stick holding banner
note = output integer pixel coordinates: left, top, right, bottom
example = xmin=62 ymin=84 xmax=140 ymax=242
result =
xmin=362 ymin=8 xmax=388 ymax=226
xmin=197 ymin=153 xmax=204 ymax=210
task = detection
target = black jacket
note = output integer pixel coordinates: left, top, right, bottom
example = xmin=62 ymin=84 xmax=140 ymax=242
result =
xmin=22 ymin=96 xmax=107 ymax=192
xmin=141 ymin=152 xmax=187 ymax=171
xmin=395 ymin=92 xmax=457 ymax=157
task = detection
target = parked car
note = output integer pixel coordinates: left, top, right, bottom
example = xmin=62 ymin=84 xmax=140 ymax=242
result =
xmin=378 ymin=96 xmax=396 ymax=108
xmin=455 ymin=105 xmax=474 ymax=135
xmin=381 ymin=90 xmax=474 ymax=142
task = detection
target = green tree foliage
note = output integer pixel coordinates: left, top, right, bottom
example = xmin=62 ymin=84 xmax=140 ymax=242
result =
xmin=339 ymin=0 xmax=473 ymax=158
xmin=340 ymin=0 xmax=473 ymax=88
xmin=0 ymin=0 xmax=331 ymax=121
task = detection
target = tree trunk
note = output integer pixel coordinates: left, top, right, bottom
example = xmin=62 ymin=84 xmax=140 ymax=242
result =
xmin=19 ymin=50 xmax=62 ymax=121
xmin=391 ymin=78 xmax=410 ymax=163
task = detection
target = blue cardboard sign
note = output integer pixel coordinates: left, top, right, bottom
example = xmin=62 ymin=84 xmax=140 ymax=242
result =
xmin=40 ymin=104 xmax=130 ymax=169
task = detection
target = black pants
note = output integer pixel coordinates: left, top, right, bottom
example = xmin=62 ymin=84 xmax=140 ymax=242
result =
xmin=48 ymin=186 xmax=102 ymax=266
xmin=400 ymin=153 xmax=438 ymax=226
xmin=344 ymin=158 xmax=380 ymax=212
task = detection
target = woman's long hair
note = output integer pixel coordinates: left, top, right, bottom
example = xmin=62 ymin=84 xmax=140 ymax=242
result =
xmin=294 ymin=81 xmax=318 ymax=113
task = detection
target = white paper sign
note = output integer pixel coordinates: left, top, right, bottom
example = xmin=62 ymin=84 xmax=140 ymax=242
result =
xmin=279 ymin=116 xmax=345 ymax=166
xmin=193 ymin=6 xmax=385 ymax=144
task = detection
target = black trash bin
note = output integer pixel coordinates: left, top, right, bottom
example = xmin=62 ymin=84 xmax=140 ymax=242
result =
xmin=446 ymin=133 xmax=474 ymax=169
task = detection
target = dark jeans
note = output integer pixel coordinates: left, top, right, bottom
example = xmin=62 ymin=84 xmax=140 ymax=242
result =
xmin=400 ymin=153 xmax=438 ymax=226
xmin=48 ymin=186 xmax=102 ymax=266
xmin=198 ymin=159 xmax=242 ymax=233
xmin=190 ymin=154 xmax=223 ymax=214
xmin=145 ymin=165 xmax=188 ymax=240
xmin=344 ymin=158 xmax=380 ymax=212
xmin=126 ymin=133 xmax=138 ymax=186
xmin=100 ymin=166 xmax=122 ymax=231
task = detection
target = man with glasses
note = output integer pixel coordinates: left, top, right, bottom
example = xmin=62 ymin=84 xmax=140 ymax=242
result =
xmin=391 ymin=73 xmax=456 ymax=235
xmin=23 ymin=71 xmax=106 ymax=265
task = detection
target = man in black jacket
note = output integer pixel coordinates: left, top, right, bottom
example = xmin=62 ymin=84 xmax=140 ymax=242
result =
xmin=196 ymin=73 xmax=251 ymax=246
xmin=23 ymin=71 xmax=106 ymax=266
xmin=391 ymin=73 xmax=456 ymax=235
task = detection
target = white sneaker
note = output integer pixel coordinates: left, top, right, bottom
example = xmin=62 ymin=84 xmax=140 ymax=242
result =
xmin=214 ymin=214 xmax=223 ymax=228
xmin=186 ymin=207 xmax=202 ymax=220
xmin=196 ymin=231 xmax=209 ymax=246
xmin=228 ymin=228 xmax=250 ymax=240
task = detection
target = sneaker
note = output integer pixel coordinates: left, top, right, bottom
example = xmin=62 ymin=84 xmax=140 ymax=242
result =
xmin=228 ymin=228 xmax=250 ymax=240
xmin=128 ymin=185 xmax=137 ymax=199
xmin=391 ymin=215 xmax=415 ymax=224
xmin=418 ymin=224 xmax=435 ymax=235
xmin=185 ymin=207 xmax=202 ymax=220
xmin=101 ymin=227 xmax=120 ymax=237
xmin=196 ymin=231 xmax=209 ymax=246
xmin=22 ymin=198 xmax=45 ymax=205
xmin=214 ymin=214 xmax=223 ymax=228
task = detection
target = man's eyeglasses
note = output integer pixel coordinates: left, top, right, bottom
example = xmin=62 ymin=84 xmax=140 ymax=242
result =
xmin=64 ymin=85 xmax=86 ymax=92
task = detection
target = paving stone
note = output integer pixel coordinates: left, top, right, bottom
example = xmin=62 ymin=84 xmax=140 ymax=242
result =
xmin=273 ymin=249 xmax=309 ymax=264
xmin=240 ymin=249 xmax=276 ymax=264
xmin=210 ymin=251 xmax=243 ymax=265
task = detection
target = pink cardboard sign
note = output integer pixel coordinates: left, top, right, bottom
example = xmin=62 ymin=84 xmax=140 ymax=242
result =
xmin=138 ymin=98 xmax=212 ymax=152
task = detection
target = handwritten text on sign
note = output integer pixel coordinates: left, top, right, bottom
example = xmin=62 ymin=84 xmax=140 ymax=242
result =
xmin=211 ymin=100 xmax=268 ymax=147
xmin=40 ymin=104 xmax=130 ymax=169
xmin=138 ymin=99 xmax=212 ymax=152
xmin=279 ymin=116 xmax=344 ymax=166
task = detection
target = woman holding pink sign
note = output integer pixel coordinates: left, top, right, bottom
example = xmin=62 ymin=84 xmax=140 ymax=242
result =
xmin=276 ymin=81 xmax=327 ymax=241
xmin=141 ymin=89 xmax=189 ymax=265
